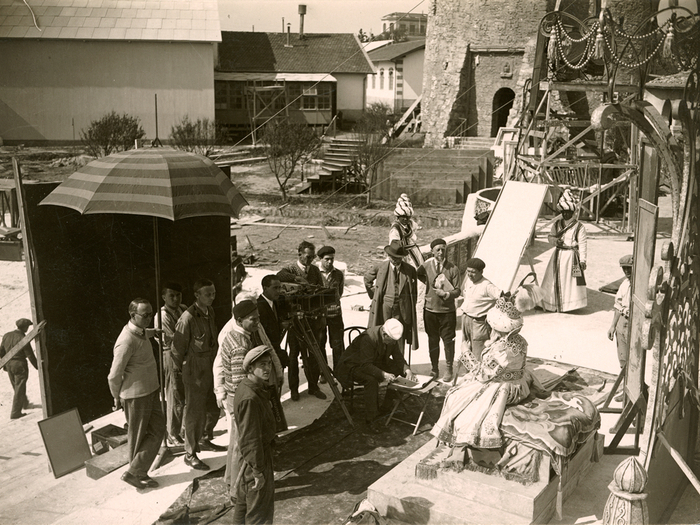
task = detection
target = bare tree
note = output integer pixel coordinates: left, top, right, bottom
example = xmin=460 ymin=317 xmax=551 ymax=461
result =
xmin=349 ymin=103 xmax=394 ymax=204
xmin=262 ymin=119 xmax=321 ymax=201
xmin=170 ymin=116 xmax=225 ymax=157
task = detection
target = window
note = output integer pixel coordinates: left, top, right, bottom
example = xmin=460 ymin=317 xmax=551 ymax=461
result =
xmin=215 ymin=81 xmax=228 ymax=109
xmin=379 ymin=69 xmax=384 ymax=89
xmin=297 ymin=82 xmax=333 ymax=110
xmin=229 ymin=83 xmax=244 ymax=109
xmin=389 ymin=69 xmax=394 ymax=90
xmin=409 ymin=24 xmax=416 ymax=35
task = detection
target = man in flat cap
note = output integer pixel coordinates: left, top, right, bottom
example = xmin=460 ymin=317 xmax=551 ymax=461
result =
xmin=460 ymin=257 xmax=501 ymax=362
xmin=107 ymin=299 xmax=165 ymax=489
xmin=233 ymin=345 xmax=277 ymax=524
xmin=364 ymin=240 xmax=419 ymax=355
xmin=277 ymin=240 xmax=327 ymax=401
xmin=316 ymin=245 xmax=345 ymax=373
xmin=157 ymin=282 xmax=187 ymax=445
xmin=335 ymin=319 xmax=416 ymax=434
xmin=0 ymin=318 xmax=38 ymax=420
xmin=214 ymin=299 xmax=262 ymax=498
xmin=608 ymin=255 xmax=633 ymax=401
xmin=418 ymin=239 xmax=462 ymax=382
xmin=172 ymin=278 xmax=224 ymax=471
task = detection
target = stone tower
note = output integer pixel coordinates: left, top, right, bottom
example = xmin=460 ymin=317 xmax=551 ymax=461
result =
xmin=421 ymin=0 xmax=656 ymax=148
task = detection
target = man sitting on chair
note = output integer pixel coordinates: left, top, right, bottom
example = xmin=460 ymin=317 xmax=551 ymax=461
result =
xmin=334 ymin=319 xmax=416 ymax=434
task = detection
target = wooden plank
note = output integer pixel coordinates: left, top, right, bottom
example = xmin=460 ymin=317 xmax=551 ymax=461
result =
xmin=85 ymin=443 xmax=129 ymax=480
xmin=12 ymin=159 xmax=51 ymax=417
xmin=0 ymin=320 xmax=46 ymax=369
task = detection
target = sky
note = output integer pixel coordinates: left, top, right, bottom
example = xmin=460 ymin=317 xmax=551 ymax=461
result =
xmin=218 ymin=0 xmax=428 ymax=35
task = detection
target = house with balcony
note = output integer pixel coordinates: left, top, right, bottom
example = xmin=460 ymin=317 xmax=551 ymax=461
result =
xmin=214 ymin=29 xmax=374 ymax=138
xmin=366 ymin=39 xmax=425 ymax=113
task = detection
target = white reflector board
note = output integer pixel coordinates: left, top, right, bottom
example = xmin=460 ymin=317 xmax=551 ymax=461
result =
xmin=474 ymin=181 xmax=549 ymax=292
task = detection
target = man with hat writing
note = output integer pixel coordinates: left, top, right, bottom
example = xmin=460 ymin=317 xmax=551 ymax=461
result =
xmin=364 ymin=240 xmax=419 ymax=354
xmin=460 ymin=257 xmax=501 ymax=362
xmin=418 ymin=238 xmax=462 ymax=382
xmin=608 ymin=255 xmax=633 ymax=401
xmin=335 ymin=319 xmax=416 ymax=434
xmin=0 ymin=318 xmax=38 ymax=420
xmin=233 ymin=345 xmax=277 ymax=524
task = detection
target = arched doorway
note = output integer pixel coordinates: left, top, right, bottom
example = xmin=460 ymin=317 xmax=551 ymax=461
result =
xmin=491 ymin=88 xmax=515 ymax=137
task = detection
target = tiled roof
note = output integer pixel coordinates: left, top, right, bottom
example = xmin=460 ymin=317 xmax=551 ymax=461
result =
xmin=0 ymin=0 xmax=220 ymax=41
xmin=217 ymin=31 xmax=374 ymax=75
xmin=368 ymin=39 xmax=425 ymax=62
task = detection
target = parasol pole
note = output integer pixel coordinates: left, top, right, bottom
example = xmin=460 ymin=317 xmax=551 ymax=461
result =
xmin=152 ymin=217 xmax=172 ymax=469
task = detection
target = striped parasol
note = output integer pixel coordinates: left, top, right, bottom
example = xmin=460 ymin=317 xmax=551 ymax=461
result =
xmin=40 ymin=147 xmax=248 ymax=220
xmin=40 ymin=147 xmax=248 ymax=459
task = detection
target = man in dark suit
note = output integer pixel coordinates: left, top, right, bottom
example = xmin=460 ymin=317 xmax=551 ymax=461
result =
xmin=257 ymin=274 xmax=289 ymax=370
xmin=364 ymin=240 xmax=419 ymax=354
xmin=277 ymin=240 xmax=328 ymax=401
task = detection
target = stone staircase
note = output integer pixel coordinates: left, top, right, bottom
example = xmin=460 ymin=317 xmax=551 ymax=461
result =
xmin=444 ymin=136 xmax=495 ymax=150
xmin=303 ymin=137 xmax=364 ymax=193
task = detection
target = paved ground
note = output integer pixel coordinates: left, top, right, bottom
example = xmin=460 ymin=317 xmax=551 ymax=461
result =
xmin=1 ymin=195 xmax=698 ymax=524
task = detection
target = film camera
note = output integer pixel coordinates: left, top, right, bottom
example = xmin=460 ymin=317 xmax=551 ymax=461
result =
xmin=280 ymin=283 xmax=337 ymax=318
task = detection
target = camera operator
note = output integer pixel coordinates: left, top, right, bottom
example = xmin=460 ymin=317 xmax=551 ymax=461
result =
xmin=276 ymin=241 xmax=328 ymax=401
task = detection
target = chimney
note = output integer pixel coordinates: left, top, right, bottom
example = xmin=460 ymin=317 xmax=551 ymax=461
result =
xmin=286 ymin=23 xmax=291 ymax=47
xmin=298 ymin=4 xmax=306 ymax=39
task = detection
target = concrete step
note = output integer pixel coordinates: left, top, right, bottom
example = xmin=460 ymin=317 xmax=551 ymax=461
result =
xmin=322 ymin=159 xmax=352 ymax=168
xmin=331 ymin=138 xmax=364 ymax=145
xmin=325 ymin=152 xmax=355 ymax=161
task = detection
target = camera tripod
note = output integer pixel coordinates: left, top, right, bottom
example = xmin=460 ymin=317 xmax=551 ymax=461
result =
xmin=289 ymin=312 xmax=354 ymax=427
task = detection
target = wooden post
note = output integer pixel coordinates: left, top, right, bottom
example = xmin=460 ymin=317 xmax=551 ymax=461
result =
xmin=12 ymin=158 xmax=52 ymax=417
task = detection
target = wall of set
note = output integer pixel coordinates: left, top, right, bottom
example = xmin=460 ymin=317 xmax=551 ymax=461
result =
xmin=366 ymin=59 xmax=396 ymax=108
xmin=401 ymin=48 xmax=425 ymax=108
xmin=0 ymin=40 xmax=215 ymax=144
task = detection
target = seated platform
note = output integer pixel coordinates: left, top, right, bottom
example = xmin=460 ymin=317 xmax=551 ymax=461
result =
xmin=368 ymin=431 xmax=602 ymax=524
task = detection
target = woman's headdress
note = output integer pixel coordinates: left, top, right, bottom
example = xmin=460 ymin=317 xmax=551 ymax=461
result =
xmin=557 ymin=188 xmax=579 ymax=212
xmin=394 ymin=193 xmax=414 ymax=217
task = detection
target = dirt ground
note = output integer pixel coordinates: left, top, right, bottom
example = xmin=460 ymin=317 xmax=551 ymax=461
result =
xmin=0 ymin=146 xmax=464 ymax=277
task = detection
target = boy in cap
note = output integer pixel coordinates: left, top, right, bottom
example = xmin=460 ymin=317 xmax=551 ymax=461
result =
xmin=0 ymin=318 xmax=38 ymax=419
xmin=418 ymin=239 xmax=462 ymax=381
xmin=334 ymin=319 xmax=416 ymax=434
xmin=608 ymin=255 xmax=633 ymax=401
xmin=233 ymin=345 xmax=277 ymax=524
xmin=316 ymin=245 xmax=345 ymax=373
xmin=460 ymin=257 xmax=501 ymax=362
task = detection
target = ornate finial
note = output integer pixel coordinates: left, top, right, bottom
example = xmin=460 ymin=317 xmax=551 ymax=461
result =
xmin=602 ymin=457 xmax=649 ymax=525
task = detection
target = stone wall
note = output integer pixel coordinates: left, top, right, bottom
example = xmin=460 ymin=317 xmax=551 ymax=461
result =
xmin=422 ymin=0 xmax=590 ymax=147
xmin=374 ymin=148 xmax=494 ymax=205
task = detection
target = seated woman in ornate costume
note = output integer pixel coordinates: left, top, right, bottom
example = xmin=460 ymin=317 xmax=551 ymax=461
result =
xmin=431 ymin=288 xmax=542 ymax=450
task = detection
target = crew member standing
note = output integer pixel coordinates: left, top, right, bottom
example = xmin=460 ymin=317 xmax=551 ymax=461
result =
xmin=257 ymin=275 xmax=289 ymax=371
xmin=277 ymin=241 xmax=327 ymax=401
xmin=233 ymin=345 xmax=277 ymax=524
xmin=0 ymin=318 xmax=38 ymax=420
xmin=107 ymin=299 xmax=165 ymax=489
xmin=364 ymin=240 xmax=419 ymax=355
xmin=157 ymin=282 xmax=187 ymax=445
xmin=213 ymin=300 xmax=261 ymax=500
xmin=172 ymin=279 xmax=224 ymax=471
xmin=460 ymin=258 xmax=500 ymax=362
xmin=608 ymin=254 xmax=633 ymax=402
xmin=417 ymin=239 xmax=461 ymax=381
xmin=316 ymin=246 xmax=345 ymax=372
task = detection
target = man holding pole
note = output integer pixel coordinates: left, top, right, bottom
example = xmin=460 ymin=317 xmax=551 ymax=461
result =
xmin=0 ymin=318 xmax=38 ymax=420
